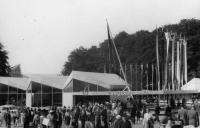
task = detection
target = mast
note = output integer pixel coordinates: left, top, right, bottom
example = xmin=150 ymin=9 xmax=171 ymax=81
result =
xmin=183 ymin=38 xmax=188 ymax=84
xmin=171 ymin=33 xmax=175 ymax=90
xmin=141 ymin=64 xmax=143 ymax=91
xmin=106 ymin=20 xmax=130 ymax=91
xmin=164 ymin=32 xmax=170 ymax=90
xmin=176 ymin=40 xmax=180 ymax=90
xmin=152 ymin=63 xmax=154 ymax=90
xmin=156 ymin=27 xmax=160 ymax=90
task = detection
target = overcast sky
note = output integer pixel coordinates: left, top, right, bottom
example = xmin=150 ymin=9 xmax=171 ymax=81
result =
xmin=0 ymin=0 xmax=200 ymax=74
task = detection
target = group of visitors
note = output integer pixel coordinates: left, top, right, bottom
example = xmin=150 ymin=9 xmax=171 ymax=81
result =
xmin=156 ymin=97 xmax=200 ymax=128
xmin=176 ymin=99 xmax=200 ymax=128
xmin=1 ymin=97 xmax=200 ymax=128
xmin=0 ymin=99 xmax=145 ymax=128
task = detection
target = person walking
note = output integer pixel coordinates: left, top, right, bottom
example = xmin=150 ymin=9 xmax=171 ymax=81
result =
xmin=33 ymin=111 xmax=40 ymax=128
xmin=142 ymin=108 xmax=154 ymax=128
xmin=64 ymin=109 xmax=71 ymax=128
xmin=4 ymin=109 xmax=11 ymax=128
xmin=187 ymin=105 xmax=199 ymax=127
xmin=113 ymin=115 xmax=123 ymax=128
xmin=121 ymin=112 xmax=132 ymax=128
xmin=56 ymin=109 xmax=62 ymax=128
xmin=0 ymin=111 xmax=3 ymax=127
xmin=177 ymin=105 xmax=188 ymax=126
xmin=154 ymin=104 xmax=160 ymax=122
xmin=47 ymin=110 xmax=55 ymax=128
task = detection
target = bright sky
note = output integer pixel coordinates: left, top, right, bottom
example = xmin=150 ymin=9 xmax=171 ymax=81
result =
xmin=0 ymin=0 xmax=200 ymax=74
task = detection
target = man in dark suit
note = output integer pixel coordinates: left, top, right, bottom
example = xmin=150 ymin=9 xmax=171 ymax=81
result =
xmin=4 ymin=109 xmax=11 ymax=128
xmin=113 ymin=115 xmax=123 ymax=128
xmin=178 ymin=105 xmax=188 ymax=126
xmin=187 ymin=105 xmax=199 ymax=127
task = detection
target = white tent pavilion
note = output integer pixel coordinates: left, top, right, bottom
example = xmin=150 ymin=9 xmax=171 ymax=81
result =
xmin=182 ymin=78 xmax=200 ymax=92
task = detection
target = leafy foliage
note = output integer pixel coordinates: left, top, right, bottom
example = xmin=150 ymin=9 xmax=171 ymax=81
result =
xmin=0 ymin=43 xmax=10 ymax=76
xmin=62 ymin=18 xmax=200 ymax=81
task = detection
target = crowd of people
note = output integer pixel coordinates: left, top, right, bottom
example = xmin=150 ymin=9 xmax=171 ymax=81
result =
xmin=0 ymin=97 xmax=200 ymax=128
xmin=0 ymin=99 xmax=144 ymax=128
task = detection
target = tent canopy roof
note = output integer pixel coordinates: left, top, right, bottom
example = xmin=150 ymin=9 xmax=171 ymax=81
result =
xmin=64 ymin=71 xmax=127 ymax=89
xmin=0 ymin=77 xmax=31 ymax=90
xmin=25 ymin=74 xmax=68 ymax=89
xmin=182 ymin=78 xmax=200 ymax=91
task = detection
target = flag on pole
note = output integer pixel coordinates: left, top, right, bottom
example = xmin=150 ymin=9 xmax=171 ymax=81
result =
xmin=156 ymin=27 xmax=160 ymax=90
xmin=183 ymin=39 xmax=188 ymax=84
xmin=106 ymin=20 xmax=131 ymax=93
xmin=130 ymin=64 xmax=133 ymax=90
xmin=141 ymin=64 xmax=143 ymax=90
xmin=135 ymin=64 xmax=138 ymax=91
xmin=146 ymin=64 xmax=149 ymax=90
xmin=164 ymin=32 xmax=170 ymax=90
xmin=176 ymin=40 xmax=180 ymax=90
xmin=171 ymin=33 xmax=175 ymax=90
xmin=152 ymin=63 xmax=154 ymax=90
xmin=180 ymin=39 xmax=184 ymax=88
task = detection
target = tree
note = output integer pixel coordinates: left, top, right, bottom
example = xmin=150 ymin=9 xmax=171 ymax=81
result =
xmin=62 ymin=18 xmax=200 ymax=81
xmin=62 ymin=46 xmax=104 ymax=75
xmin=0 ymin=43 xmax=10 ymax=76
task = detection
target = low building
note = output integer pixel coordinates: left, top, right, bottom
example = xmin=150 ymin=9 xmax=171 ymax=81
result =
xmin=63 ymin=71 xmax=127 ymax=107
xmin=0 ymin=71 xmax=127 ymax=107
xmin=0 ymin=77 xmax=30 ymax=106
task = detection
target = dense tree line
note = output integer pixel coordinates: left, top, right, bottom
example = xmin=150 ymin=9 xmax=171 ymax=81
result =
xmin=0 ymin=43 xmax=10 ymax=76
xmin=62 ymin=19 xmax=200 ymax=82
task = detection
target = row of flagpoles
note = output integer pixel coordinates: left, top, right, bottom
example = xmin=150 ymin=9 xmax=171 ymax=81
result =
xmin=117 ymin=32 xmax=188 ymax=91
xmin=106 ymin=22 xmax=188 ymax=92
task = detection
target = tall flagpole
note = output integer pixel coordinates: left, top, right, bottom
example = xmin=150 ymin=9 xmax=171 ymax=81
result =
xmin=176 ymin=40 xmax=180 ymax=90
xmin=164 ymin=32 xmax=170 ymax=90
xmin=152 ymin=63 xmax=154 ymax=90
xmin=180 ymin=39 xmax=184 ymax=88
xmin=156 ymin=27 xmax=160 ymax=90
xmin=146 ymin=64 xmax=149 ymax=90
xmin=171 ymin=33 xmax=175 ymax=90
xmin=130 ymin=64 xmax=133 ymax=90
xmin=141 ymin=64 xmax=143 ymax=91
xmin=135 ymin=64 xmax=138 ymax=91
xmin=125 ymin=64 xmax=127 ymax=80
xmin=106 ymin=20 xmax=130 ymax=91
xmin=183 ymin=38 xmax=188 ymax=84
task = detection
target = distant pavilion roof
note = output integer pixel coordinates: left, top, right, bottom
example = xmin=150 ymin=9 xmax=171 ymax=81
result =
xmin=0 ymin=77 xmax=31 ymax=90
xmin=182 ymin=78 xmax=200 ymax=92
xmin=64 ymin=71 xmax=127 ymax=90
xmin=25 ymin=74 xmax=68 ymax=89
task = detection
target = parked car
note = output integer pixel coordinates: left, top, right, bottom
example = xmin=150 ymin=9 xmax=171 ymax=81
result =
xmin=0 ymin=105 xmax=16 ymax=114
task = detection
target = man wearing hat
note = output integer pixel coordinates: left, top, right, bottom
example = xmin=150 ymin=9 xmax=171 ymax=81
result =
xmin=47 ymin=110 xmax=55 ymax=128
xmin=113 ymin=115 xmax=123 ymax=128
xmin=121 ymin=112 xmax=132 ymax=128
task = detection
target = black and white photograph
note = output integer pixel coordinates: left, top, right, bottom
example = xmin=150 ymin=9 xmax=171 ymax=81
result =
xmin=0 ymin=0 xmax=200 ymax=128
